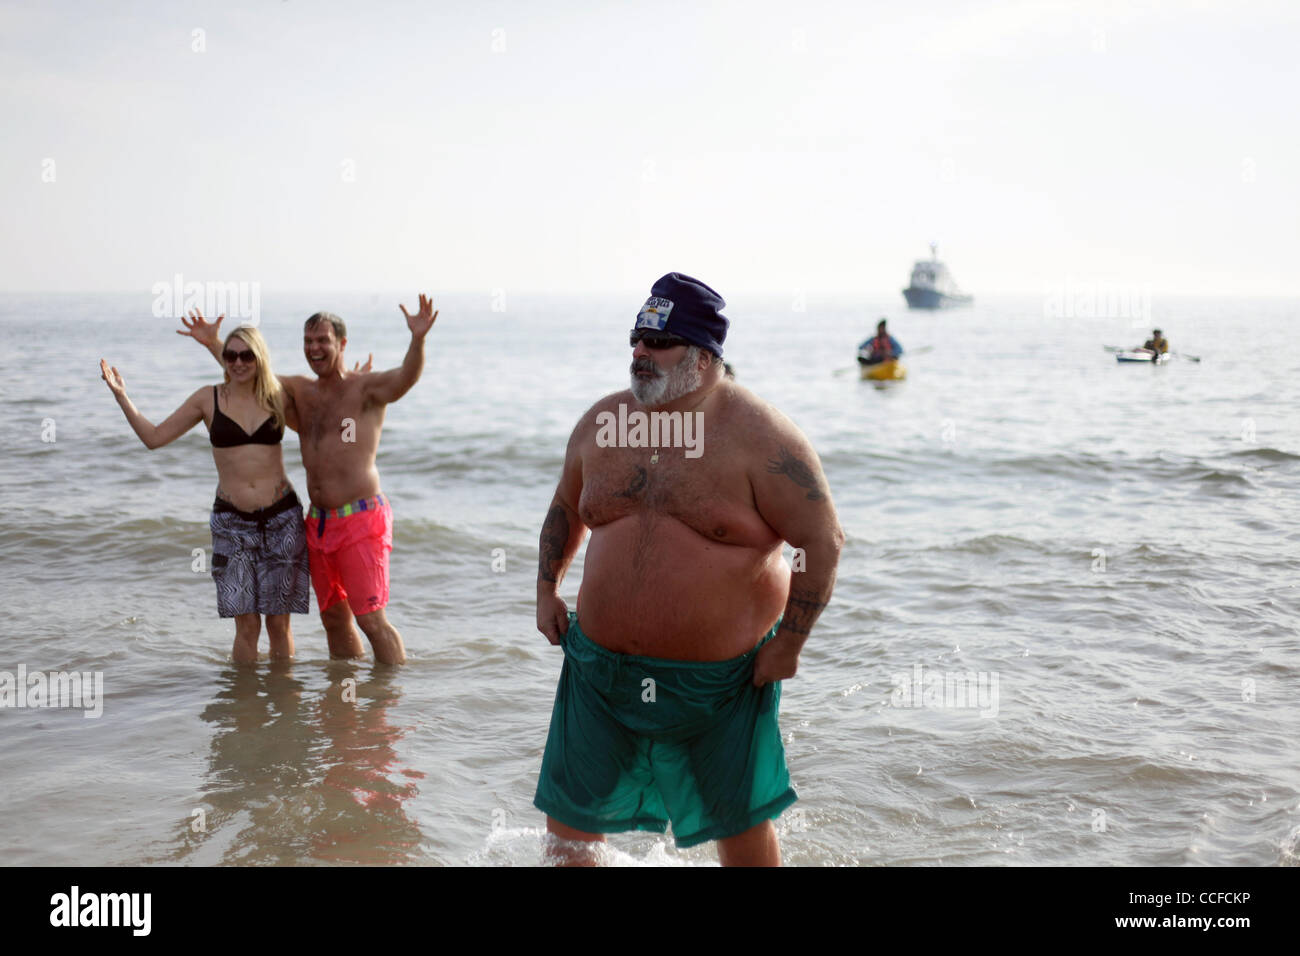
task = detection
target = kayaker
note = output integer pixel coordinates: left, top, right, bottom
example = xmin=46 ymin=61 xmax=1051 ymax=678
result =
xmin=1141 ymin=328 xmax=1169 ymax=356
xmin=858 ymin=319 xmax=903 ymax=366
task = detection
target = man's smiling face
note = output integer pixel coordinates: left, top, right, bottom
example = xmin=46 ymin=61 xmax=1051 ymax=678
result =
xmin=304 ymin=321 xmax=344 ymax=376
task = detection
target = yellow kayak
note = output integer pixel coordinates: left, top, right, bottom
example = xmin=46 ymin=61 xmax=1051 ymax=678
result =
xmin=860 ymin=358 xmax=907 ymax=381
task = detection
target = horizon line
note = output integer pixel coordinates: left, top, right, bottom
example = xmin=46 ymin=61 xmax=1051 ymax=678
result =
xmin=3 ymin=288 xmax=1299 ymax=300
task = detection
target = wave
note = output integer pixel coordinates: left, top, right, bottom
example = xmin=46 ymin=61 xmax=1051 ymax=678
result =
xmin=910 ymin=533 xmax=1053 ymax=558
xmin=1281 ymin=825 xmax=1300 ymax=867
xmin=1223 ymin=447 xmax=1300 ymax=464
xmin=1188 ymin=468 xmax=1254 ymax=487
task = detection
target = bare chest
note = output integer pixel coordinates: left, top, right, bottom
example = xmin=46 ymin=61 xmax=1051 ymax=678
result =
xmin=296 ymin=382 xmax=374 ymax=449
xmin=578 ymin=442 xmax=764 ymax=545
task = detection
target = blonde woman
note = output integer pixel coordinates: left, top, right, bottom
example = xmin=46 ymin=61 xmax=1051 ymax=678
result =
xmin=100 ymin=324 xmax=310 ymax=663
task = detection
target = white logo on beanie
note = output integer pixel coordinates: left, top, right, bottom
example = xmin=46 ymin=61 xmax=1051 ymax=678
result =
xmin=636 ymin=297 xmax=673 ymax=329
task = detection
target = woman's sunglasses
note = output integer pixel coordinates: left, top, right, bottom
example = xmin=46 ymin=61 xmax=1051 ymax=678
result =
xmin=629 ymin=330 xmax=689 ymax=350
xmin=222 ymin=349 xmax=256 ymax=364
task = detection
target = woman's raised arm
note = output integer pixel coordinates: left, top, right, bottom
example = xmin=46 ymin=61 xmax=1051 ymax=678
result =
xmin=100 ymin=359 xmax=205 ymax=449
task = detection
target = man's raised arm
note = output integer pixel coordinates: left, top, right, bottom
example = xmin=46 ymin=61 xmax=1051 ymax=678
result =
xmin=178 ymin=309 xmax=225 ymax=365
xmin=750 ymin=420 xmax=845 ymax=686
xmin=362 ymin=293 xmax=438 ymax=406
xmin=536 ymin=421 xmax=589 ymax=645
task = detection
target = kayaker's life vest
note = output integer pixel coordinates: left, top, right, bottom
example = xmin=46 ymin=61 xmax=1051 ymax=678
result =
xmin=1144 ymin=337 xmax=1168 ymax=353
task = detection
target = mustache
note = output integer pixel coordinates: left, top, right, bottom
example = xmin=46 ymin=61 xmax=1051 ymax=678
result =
xmin=631 ymin=357 xmax=662 ymax=376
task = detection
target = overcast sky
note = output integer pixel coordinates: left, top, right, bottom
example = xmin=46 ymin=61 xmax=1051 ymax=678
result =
xmin=2 ymin=0 xmax=1297 ymax=297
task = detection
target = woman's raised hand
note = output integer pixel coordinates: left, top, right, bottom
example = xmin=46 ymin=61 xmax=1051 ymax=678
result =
xmin=99 ymin=358 xmax=126 ymax=396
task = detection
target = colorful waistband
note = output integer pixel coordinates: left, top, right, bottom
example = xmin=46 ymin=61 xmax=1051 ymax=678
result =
xmin=306 ymin=494 xmax=386 ymax=521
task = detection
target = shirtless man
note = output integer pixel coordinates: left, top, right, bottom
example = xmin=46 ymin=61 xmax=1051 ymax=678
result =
xmin=533 ymin=273 xmax=844 ymax=866
xmin=181 ymin=296 xmax=438 ymax=665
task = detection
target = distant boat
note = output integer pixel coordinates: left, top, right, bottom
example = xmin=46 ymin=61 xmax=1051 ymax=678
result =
xmin=1115 ymin=350 xmax=1172 ymax=364
xmin=902 ymin=243 xmax=973 ymax=309
xmin=859 ymin=358 xmax=907 ymax=381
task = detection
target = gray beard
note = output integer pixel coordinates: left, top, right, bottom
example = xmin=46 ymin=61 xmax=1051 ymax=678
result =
xmin=630 ymin=346 xmax=704 ymax=407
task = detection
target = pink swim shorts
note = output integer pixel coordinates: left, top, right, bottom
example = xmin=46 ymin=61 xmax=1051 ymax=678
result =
xmin=304 ymin=494 xmax=393 ymax=616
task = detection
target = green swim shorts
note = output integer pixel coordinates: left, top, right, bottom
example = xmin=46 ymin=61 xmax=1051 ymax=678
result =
xmin=533 ymin=611 xmax=797 ymax=848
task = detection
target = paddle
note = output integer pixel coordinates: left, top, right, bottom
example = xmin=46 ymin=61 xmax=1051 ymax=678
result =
xmin=1106 ymin=344 xmax=1199 ymax=362
xmin=834 ymin=345 xmax=933 ymax=375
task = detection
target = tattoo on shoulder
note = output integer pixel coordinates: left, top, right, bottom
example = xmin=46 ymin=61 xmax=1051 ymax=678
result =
xmin=766 ymin=447 xmax=825 ymax=501
xmin=613 ymin=466 xmax=648 ymax=499
xmin=538 ymin=505 xmax=569 ymax=583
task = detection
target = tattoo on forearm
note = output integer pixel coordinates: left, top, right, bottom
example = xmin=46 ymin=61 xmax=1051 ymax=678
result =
xmin=781 ymin=587 xmax=829 ymax=635
xmin=613 ymin=466 xmax=648 ymax=499
xmin=767 ymin=447 xmax=825 ymax=500
xmin=539 ymin=505 xmax=569 ymax=583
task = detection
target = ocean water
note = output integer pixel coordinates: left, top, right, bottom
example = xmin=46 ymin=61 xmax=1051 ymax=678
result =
xmin=1 ymin=290 xmax=1297 ymax=866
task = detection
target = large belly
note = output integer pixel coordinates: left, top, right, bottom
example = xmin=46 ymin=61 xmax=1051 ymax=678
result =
xmin=577 ymin=516 xmax=790 ymax=660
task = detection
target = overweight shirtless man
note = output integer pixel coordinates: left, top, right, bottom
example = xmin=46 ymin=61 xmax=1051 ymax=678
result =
xmin=181 ymin=296 xmax=438 ymax=665
xmin=534 ymin=273 xmax=844 ymax=866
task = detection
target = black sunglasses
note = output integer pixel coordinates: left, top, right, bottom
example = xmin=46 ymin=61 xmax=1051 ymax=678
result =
xmin=222 ymin=349 xmax=256 ymax=364
xmin=630 ymin=330 xmax=689 ymax=350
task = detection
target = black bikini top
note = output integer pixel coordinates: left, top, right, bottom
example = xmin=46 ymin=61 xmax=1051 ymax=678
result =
xmin=209 ymin=386 xmax=283 ymax=448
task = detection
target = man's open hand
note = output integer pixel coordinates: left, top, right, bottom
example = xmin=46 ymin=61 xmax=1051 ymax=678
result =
xmin=398 ymin=294 xmax=438 ymax=339
xmin=177 ymin=309 xmax=224 ymax=348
